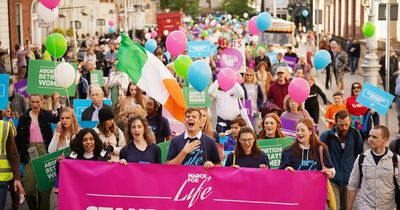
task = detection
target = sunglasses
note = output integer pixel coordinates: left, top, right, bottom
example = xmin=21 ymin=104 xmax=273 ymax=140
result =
xmin=245 ymin=74 xmax=253 ymax=76
xmin=352 ymin=86 xmax=361 ymax=89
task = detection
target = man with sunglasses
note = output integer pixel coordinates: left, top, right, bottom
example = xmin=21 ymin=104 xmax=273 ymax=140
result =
xmin=320 ymin=110 xmax=363 ymax=210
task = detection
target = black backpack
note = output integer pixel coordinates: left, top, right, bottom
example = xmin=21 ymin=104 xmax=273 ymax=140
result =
xmin=358 ymin=153 xmax=400 ymax=209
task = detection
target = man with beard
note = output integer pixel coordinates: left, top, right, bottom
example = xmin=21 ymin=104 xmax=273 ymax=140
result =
xmin=320 ymin=110 xmax=363 ymax=210
xmin=166 ymin=108 xmax=220 ymax=168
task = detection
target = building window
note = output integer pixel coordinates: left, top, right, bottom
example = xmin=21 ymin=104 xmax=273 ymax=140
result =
xmin=15 ymin=3 xmax=23 ymax=45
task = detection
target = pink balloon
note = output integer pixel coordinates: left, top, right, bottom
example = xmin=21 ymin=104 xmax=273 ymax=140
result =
xmin=248 ymin=16 xmax=261 ymax=35
xmin=288 ymin=78 xmax=310 ymax=104
xmin=40 ymin=0 xmax=61 ymax=9
xmin=235 ymin=72 xmax=243 ymax=84
xmin=166 ymin=31 xmax=188 ymax=57
xmin=108 ymin=20 xmax=114 ymax=27
xmin=217 ymin=68 xmax=236 ymax=91
xmin=151 ymin=31 xmax=158 ymax=39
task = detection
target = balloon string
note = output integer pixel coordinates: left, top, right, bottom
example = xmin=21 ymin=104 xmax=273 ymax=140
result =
xmin=53 ymin=42 xmax=57 ymax=66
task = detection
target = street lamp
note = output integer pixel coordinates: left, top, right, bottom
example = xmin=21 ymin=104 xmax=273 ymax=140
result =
xmin=361 ymin=0 xmax=381 ymax=87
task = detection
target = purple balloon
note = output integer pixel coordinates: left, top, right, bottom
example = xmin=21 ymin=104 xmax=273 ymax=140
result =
xmin=166 ymin=31 xmax=188 ymax=57
xmin=40 ymin=0 xmax=61 ymax=9
xmin=288 ymin=78 xmax=310 ymax=104
xmin=217 ymin=68 xmax=236 ymax=91
xmin=248 ymin=16 xmax=261 ymax=35
xmin=220 ymin=48 xmax=243 ymax=71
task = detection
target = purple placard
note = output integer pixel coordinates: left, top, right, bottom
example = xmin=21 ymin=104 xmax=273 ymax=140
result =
xmin=220 ymin=48 xmax=243 ymax=71
xmin=284 ymin=56 xmax=297 ymax=70
xmin=281 ymin=117 xmax=318 ymax=137
xmin=14 ymin=79 xmax=28 ymax=98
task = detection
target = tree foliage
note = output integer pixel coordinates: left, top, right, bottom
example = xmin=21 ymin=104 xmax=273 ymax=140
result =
xmin=221 ymin=0 xmax=255 ymax=16
xmin=160 ymin=0 xmax=201 ymax=17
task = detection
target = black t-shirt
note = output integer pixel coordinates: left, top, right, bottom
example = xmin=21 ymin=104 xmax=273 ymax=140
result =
xmin=225 ymin=151 xmax=270 ymax=168
xmin=167 ymin=133 xmax=221 ymax=166
xmin=147 ymin=115 xmax=172 ymax=144
xmin=120 ymin=143 xmax=161 ymax=164
xmin=371 ymin=148 xmax=388 ymax=165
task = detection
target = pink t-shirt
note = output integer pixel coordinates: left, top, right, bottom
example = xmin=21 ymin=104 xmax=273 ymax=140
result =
xmin=29 ymin=123 xmax=44 ymax=143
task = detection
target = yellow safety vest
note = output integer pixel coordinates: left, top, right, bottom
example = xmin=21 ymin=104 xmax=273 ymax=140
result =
xmin=0 ymin=121 xmax=13 ymax=181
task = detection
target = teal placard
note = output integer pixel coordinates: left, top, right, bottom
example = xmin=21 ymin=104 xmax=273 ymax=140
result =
xmin=27 ymin=60 xmax=76 ymax=96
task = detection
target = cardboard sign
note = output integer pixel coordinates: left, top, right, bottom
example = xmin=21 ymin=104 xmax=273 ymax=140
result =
xmin=27 ymin=60 xmax=76 ymax=96
xmin=31 ymin=147 xmax=71 ymax=192
xmin=183 ymin=86 xmax=211 ymax=108
xmin=357 ymin=82 xmax=395 ymax=115
xmin=257 ymin=137 xmax=294 ymax=168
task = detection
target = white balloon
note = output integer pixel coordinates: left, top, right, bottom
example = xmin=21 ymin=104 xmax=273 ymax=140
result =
xmin=227 ymin=14 xmax=232 ymax=20
xmin=232 ymin=18 xmax=237 ymax=23
xmin=144 ymin=32 xmax=151 ymax=40
xmin=116 ymin=36 xmax=121 ymax=43
xmin=55 ymin=62 xmax=76 ymax=88
xmin=163 ymin=30 xmax=169 ymax=36
xmin=251 ymin=35 xmax=259 ymax=43
xmin=243 ymin=13 xmax=248 ymax=18
xmin=37 ymin=3 xmax=59 ymax=23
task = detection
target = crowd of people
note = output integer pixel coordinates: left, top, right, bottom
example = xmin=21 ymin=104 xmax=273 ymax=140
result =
xmin=0 ymin=14 xmax=398 ymax=210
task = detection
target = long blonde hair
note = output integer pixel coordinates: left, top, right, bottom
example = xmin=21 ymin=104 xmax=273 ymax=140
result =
xmin=199 ymin=107 xmax=214 ymax=139
xmin=59 ymin=107 xmax=80 ymax=148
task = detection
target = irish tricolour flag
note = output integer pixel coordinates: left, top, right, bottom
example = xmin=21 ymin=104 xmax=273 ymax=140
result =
xmin=117 ymin=33 xmax=187 ymax=122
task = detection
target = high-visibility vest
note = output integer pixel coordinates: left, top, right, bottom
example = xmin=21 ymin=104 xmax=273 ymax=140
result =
xmin=0 ymin=121 xmax=13 ymax=181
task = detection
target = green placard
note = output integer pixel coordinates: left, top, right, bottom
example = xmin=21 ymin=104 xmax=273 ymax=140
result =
xmin=90 ymin=70 xmax=104 ymax=86
xmin=183 ymin=86 xmax=211 ymax=108
xmin=31 ymin=147 xmax=71 ymax=192
xmin=27 ymin=60 xmax=76 ymax=96
xmin=257 ymin=137 xmax=293 ymax=169
xmin=157 ymin=141 xmax=170 ymax=164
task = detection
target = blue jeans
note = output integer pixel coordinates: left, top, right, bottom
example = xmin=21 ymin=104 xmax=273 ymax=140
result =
xmin=0 ymin=181 xmax=9 ymax=210
xmin=350 ymin=56 xmax=359 ymax=73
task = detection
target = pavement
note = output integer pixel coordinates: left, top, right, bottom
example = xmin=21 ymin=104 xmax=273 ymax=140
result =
xmin=313 ymin=70 xmax=399 ymax=139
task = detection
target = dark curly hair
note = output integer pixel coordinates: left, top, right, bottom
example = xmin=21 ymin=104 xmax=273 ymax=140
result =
xmin=70 ymin=128 xmax=104 ymax=158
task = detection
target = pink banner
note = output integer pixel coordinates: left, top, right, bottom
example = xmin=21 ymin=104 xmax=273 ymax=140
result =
xmin=59 ymin=160 xmax=327 ymax=210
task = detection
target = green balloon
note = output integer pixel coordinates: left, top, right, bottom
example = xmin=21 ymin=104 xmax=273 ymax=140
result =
xmin=362 ymin=22 xmax=376 ymax=38
xmin=201 ymin=30 xmax=209 ymax=38
xmin=174 ymin=55 xmax=192 ymax=79
xmin=46 ymin=33 xmax=67 ymax=58
xmin=287 ymin=15 xmax=292 ymax=21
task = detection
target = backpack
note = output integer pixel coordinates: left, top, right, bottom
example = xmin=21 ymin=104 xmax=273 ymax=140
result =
xmin=358 ymin=153 xmax=400 ymax=209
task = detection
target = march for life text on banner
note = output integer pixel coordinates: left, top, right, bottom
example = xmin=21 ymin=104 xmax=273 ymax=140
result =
xmin=257 ymin=137 xmax=294 ymax=168
xmin=27 ymin=60 xmax=76 ymax=96
xmin=31 ymin=147 xmax=71 ymax=192
xmin=59 ymin=160 xmax=327 ymax=210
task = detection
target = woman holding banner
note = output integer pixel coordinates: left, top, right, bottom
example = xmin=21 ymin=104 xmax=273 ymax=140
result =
xmin=279 ymin=119 xmax=335 ymax=177
xmin=119 ymin=115 xmax=161 ymax=164
xmin=68 ymin=128 xmax=109 ymax=161
xmin=225 ymin=127 xmax=269 ymax=168
xmin=258 ymin=113 xmax=285 ymax=140
xmin=48 ymin=107 xmax=80 ymax=153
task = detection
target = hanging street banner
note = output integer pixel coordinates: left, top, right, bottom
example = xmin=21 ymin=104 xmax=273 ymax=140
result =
xmin=31 ymin=147 xmax=71 ymax=192
xmin=183 ymin=86 xmax=211 ymax=108
xmin=257 ymin=137 xmax=294 ymax=168
xmin=0 ymin=74 xmax=9 ymax=110
xmin=90 ymin=70 xmax=104 ymax=86
xmin=27 ymin=60 xmax=76 ymax=96
xmin=59 ymin=160 xmax=327 ymax=210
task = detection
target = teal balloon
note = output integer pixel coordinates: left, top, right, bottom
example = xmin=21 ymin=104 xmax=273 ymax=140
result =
xmin=45 ymin=33 xmax=67 ymax=58
xmin=313 ymin=50 xmax=331 ymax=70
xmin=256 ymin=12 xmax=272 ymax=31
xmin=188 ymin=60 xmax=211 ymax=92
xmin=362 ymin=22 xmax=376 ymax=38
xmin=145 ymin=39 xmax=157 ymax=53
xmin=302 ymin=10 xmax=309 ymax=17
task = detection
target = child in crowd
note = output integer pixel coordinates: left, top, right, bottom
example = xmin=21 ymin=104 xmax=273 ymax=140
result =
xmin=324 ymin=91 xmax=347 ymax=128
xmin=223 ymin=117 xmax=246 ymax=151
